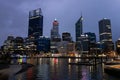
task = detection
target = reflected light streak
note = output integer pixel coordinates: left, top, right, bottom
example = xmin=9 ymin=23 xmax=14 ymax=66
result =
xmin=53 ymin=58 xmax=58 ymax=64
xmin=81 ymin=67 xmax=88 ymax=80
xmin=51 ymin=58 xmax=58 ymax=65
xmin=68 ymin=58 xmax=71 ymax=63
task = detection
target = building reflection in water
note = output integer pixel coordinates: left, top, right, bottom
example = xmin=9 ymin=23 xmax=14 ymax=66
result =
xmin=35 ymin=64 xmax=49 ymax=80
xmin=26 ymin=67 xmax=34 ymax=80
xmin=10 ymin=58 xmax=120 ymax=80
xmin=89 ymin=64 xmax=104 ymax=80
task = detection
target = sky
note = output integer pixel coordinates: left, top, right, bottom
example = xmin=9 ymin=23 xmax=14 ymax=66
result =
xmin=0 ymin=0 xmax=120 ymax=46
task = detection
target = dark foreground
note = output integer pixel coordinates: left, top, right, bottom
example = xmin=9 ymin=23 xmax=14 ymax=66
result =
xmin=0 ymin=63 xmax=33 ymax=80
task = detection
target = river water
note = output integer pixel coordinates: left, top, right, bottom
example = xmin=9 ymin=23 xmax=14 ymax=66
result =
xmin=10 ymin=58 xmax=120 ymax=80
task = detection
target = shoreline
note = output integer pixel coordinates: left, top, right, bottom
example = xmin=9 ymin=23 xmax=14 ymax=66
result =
xmin=0 ymin=63 xmax=34 ymax=79
xmin=104 ymin=65 xmax=120 ymax=77
xmin=15 ymin=63 xmax=34 ymax=75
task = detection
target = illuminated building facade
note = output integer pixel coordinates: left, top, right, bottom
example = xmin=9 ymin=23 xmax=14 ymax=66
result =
xmin=79 ymin=34 xmax=89 ymax=54
xmin=99 ymin=18 xmax=114 ymax=52
xmin=28 ymin=8 xmax=43 ymax=38
xmin=24 ymin=37 xmax=37 ymax=52
xmin=14 ymin=37 xmax=24 ymax=49
xmin=67 ymin=42 xmax=75 ymax=53
xmin=3 ymin=36 xmax=15 ymax=52
xmin=3 ymin=36 xmax=24 ymax=53
xmin=116 ymin=38 xmax=120 ymax=54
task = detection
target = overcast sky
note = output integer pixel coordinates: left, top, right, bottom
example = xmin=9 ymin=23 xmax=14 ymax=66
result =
xmin=0 ymin=0 xmax=120 ymax=46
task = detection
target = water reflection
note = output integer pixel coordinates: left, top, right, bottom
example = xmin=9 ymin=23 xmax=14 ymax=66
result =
xmin=9 ymin=58 xmax=120 ymax=80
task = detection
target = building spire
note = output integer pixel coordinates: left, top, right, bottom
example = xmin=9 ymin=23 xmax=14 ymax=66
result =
xmin=80 ymin=12 xmax=83 ymax=21
xmin=81 ymin=12 xmax=82 ymax=17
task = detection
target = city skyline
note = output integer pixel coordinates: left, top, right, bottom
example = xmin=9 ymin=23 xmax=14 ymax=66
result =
xmin=0 ymin=0 xmax=120 ymax=46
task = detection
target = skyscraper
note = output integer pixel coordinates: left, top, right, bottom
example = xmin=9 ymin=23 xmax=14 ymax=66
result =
xmin=99 ymin=18 xmax=114 ymax=52
xmin=28 ymin=8 xmax=43 ymax=38
xmin=75 ymin=16 xmax=83 ymax=42
xmin=50 ymin=19 xmax=61 ymax=53
xmin=51 ymin=19 xmax=61 ymax=42
xmin=75 ymin=16 xmax=83 ymax=51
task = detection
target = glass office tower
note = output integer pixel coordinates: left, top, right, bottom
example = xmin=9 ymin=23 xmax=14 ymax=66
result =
xmin=99 ymin=18 xmax=114 ymax=52
xmin=28 ymin=8 xmax=43 ymax=38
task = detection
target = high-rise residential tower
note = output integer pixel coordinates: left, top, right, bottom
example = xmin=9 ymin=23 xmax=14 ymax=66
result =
xmin=75 ymin=16 xmax=83 ymax=42
xmin=28 ymin=8 xmax=43 ymax=38
xmin=99 ymin=18 xmax=114 ymax=52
